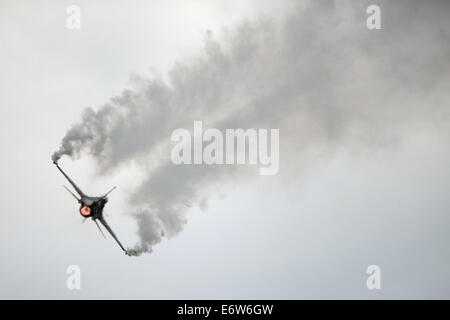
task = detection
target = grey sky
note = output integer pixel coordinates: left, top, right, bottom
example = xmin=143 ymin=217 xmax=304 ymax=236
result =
xmin=0 ymin=0 xmax=449 ymax=299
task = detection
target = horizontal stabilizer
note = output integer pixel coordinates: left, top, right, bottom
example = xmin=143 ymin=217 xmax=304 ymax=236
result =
xmin=63 ymin=185 xmax=80 ymax=202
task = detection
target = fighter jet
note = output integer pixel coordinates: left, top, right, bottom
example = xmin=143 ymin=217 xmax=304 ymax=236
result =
xmin=54 ymin=160 xmax=128 ymax=255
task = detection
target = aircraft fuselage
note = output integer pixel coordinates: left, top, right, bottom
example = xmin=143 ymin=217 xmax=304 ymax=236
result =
xmin=79 ymin=197 xmax=107 ymax=220
xmin=54 ymin=161 xmax=128 ymax=255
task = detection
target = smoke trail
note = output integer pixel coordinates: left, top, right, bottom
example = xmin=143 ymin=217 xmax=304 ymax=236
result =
xmin=52 ymin=0 xmax=450 ymax=255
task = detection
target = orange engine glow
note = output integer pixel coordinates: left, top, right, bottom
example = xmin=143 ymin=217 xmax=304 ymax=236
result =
xmin=80 ymin=206 xmax=91 ymax=216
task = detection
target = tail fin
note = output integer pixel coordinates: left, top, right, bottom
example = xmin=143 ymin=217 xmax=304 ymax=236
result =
xmin=93 ymin=219 xmax=106 ymax=239
xmin=102 ymin=186 xmax=117 ymax=199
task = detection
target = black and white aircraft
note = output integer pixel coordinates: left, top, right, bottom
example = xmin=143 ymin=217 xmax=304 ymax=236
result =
xmin=54 ymin=161 xmax=128 ymax=255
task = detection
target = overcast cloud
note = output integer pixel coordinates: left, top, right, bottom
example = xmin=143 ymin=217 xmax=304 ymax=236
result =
xmin=1 ymin=0 xmax=449 ymax=298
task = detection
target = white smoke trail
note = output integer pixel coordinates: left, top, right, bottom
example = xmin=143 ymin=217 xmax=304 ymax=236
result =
xmin=52 ymin=1 xmax=450 ymax=255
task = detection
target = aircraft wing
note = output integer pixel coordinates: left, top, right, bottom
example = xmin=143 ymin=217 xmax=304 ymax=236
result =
xmin=98 ymin=217 xmax=128 ymax=255
xmin=54 ymin=162 xmax=86 ymax=198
